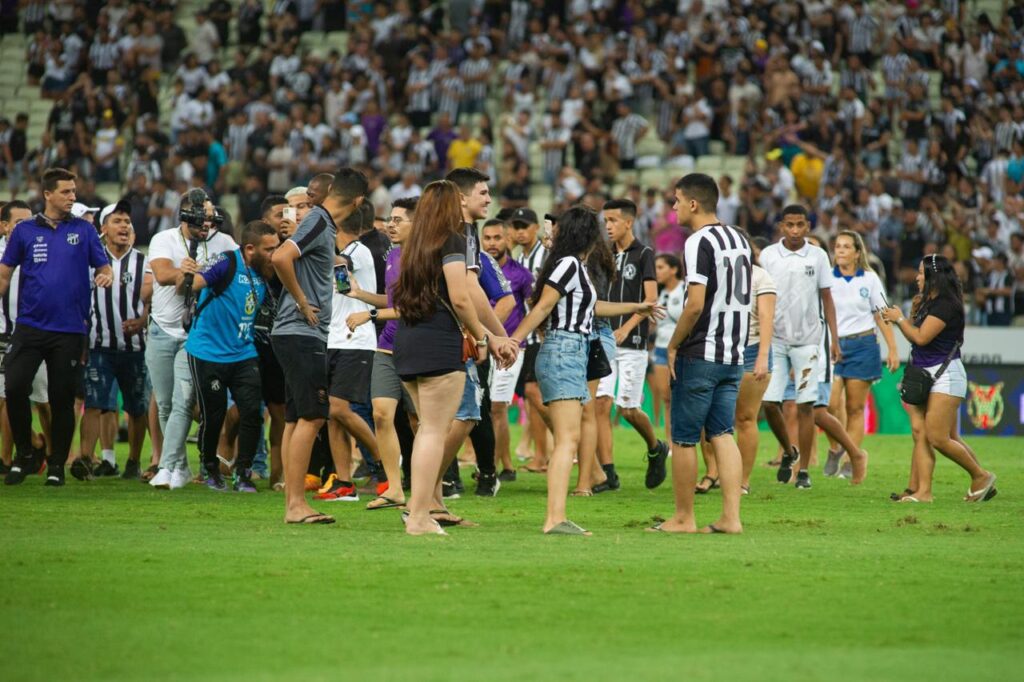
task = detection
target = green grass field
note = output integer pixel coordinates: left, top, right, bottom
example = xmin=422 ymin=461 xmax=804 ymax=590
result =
xmin=2 ymin=429 xmax=1022 ymax=682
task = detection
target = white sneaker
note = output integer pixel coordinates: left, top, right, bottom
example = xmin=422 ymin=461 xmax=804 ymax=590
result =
xmin=149 ymin=468 xmax=172 ymax=489
xmin=170 ymin=467 xmax=192 ymax=490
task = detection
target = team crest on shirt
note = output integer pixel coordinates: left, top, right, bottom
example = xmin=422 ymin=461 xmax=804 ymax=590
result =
xmin=859 ymin=287 xmax=869 ymax=298
xmin=967 ymin=382 xmax=1004 ymax=430
xmin=121 ymin=271 xmax=133 ymax=285
xmin=67 ymin=232 xmax=80 ymax=245
xmin=245 ymin=291 xmax=257 ymax=315
xmin=211 ymin=379 xmax=221 ymax=391
xmin=35 ymin=235 xmax=44 ymax=243
xmin=624 ymin=264 xmax=637 ymax=280
xmin=804 ymin=266 xmax=815 ymax=276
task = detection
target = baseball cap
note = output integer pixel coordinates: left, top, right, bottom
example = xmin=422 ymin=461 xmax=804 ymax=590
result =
xmin=971 ymin=246 xmax=994 ymax=260
xmin=71 ymin=202 xmax=100 ymax=219
xmin=510 ymin=207 xmax=538 ymax=226
xmin=99 ymin=199 xmax=132 ymax=226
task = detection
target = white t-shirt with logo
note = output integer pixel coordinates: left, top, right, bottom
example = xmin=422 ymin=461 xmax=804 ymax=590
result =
xmin=831 ymin=267 xmax=887 ymax=337
xmin=655 ymin=281 xmax=685 ymax=349
xmin=759 ymin=240 xmax=833 ymax=347
xmin=147 ymin=228 xmax=238 ymax=339
xmin=328 ymin=240 xmax=377 ymax=351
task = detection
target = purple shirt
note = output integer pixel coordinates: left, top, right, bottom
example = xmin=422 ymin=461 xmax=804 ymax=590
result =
xmin=362 ymin=114 xmax=386 ymax=157
xmin=377 ymin=247 xmax=401 ymax=352
xmin=497 ymin=254 xmax=533 ymax=342
xmin=428 ymin=127 xmax=457 ymax=169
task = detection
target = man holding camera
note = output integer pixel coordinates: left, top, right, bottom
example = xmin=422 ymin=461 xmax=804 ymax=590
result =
xmin=146 ymin=191 xmax=237 ymax=489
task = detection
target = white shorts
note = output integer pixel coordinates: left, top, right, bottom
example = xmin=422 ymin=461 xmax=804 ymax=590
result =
xmin=0 ymin=363 xmax=48 ymax=403
xmin=765 ymin=342 xmax=820 ymax=404
xmin=489 ymin=350 xmax=524 ymax=403
xmin=927 ymin=358 xmax=968 ymax=399
xmin=596 ymin=348 xmax=648 ymax=409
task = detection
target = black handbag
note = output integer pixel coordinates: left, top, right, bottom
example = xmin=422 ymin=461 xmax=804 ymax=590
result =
xmin=586 ymin=337 xmax=612 ymax=381
xmin=898 ymin=341 xmax=960 ymax=405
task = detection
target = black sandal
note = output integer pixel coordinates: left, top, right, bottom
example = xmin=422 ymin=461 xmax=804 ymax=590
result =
xmin=141 ymin=464 xmax=160 ymax=482
xmin=889 ymin=488 xmax=914 ymax=502
xmin=695 ymin=475 xmax=719 ymax=494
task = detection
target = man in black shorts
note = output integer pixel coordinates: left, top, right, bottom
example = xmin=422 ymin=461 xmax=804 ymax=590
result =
xmin=271 ymin=167 xmax=367 ymax=524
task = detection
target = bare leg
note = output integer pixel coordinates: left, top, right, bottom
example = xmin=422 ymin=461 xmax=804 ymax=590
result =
xmin=330 ymin=396 xmax=380 ymax=462
xmin=148 ymin=395 xmax=163 ymax=468
xmin=595 ymin=395 xmax=614 ymax=466
xmin=697 ymin=434 xmax=718 ymax=491
xmin=491 ymin=401 xmax=513 ymax=473
xmin=370 ymin=397 xmax=405 ymax=504
xmin=434 ymin=419 xmax=474 ymax=510
xmin=813 ymin=407 xmax=868 ymax=483
xmin=126 ymin=413 xmax=146 ymax=462
xmin=219 ymin=405 xmax=239 ymax=468
xmin=843 ymin=379 xmax=871 ymax=450
xmin=77 ymin=408 xmax=101 ymax=463
xmin=267 ymin=402 xmax=285 ymax=486
xmin=283 ymin=417 xmax=330 ymax=522
xmin=0 ymin=400 xmax=11 ymax=465
xmin=907 ymin=404 xmax=929 ymax=497
xmin=795 ymin=402 xmax=816 ymax=473
xmin=37 ymin=402 xmax=52 ymax=455
xmin=653 ymin=365 xmax=672 ymax=444
xmin=924 ymin=394 xmax=993 ymax=498
xmin=736 ymin=372 xmax=770 ymax=487
xmin=544 ymin=399 xmax=585 ymax=533
xmin=524 ymin=383 xmax=550 ymax=469
xmin=620 ymin=406 xmax=658 ymax=451
xmin=763 ymin=402 xmax=792 ymax=452
xmin=825 ymin=376 xmax=845 ymax=451
xmin=327 ymin=419 xmax=354 ymax=481
xmin=704 ymin=432 xmax=743 ymax=533
xmin=659 ymin=443 xmax=698 ymax=533
xmin=574 ymin=379 xmax=606 ymax=493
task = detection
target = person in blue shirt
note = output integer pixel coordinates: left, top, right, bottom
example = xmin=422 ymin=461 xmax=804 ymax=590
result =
xmin=0 ymin=168 xmax=112 ymax=487
xmin=183 ymin=220 xmax=277 ymax=493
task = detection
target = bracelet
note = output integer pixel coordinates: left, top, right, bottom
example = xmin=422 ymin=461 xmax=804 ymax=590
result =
xmin=476 ymin=334 xmax=489 ymax=348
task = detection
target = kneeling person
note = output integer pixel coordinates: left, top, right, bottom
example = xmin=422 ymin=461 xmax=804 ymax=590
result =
xmin=184 ymin=221 xmax=277 ymax=492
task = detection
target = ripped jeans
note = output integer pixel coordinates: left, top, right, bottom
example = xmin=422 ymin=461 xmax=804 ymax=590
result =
xmin=764 ymin=342 xmax=820 ymax=405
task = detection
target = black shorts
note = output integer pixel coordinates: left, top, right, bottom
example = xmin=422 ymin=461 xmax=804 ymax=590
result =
xmin=256 ymin=343 xmax=286 ymax=405
xmin=620 ymin=158 xmax=636 ymax=170
xmin=409 ymin=110 xmax=432 ymax=129
xmin=272 ymin=334 xmax=329 ymax=423
xmin=515 ymin=342 xmax=541 ymax=396
xmin=328 ymin=349 xmax=373 ymax=403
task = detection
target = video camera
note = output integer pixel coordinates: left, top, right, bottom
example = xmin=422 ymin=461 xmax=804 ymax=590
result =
xmin=178 ymin=188 xmax=224 ymax=229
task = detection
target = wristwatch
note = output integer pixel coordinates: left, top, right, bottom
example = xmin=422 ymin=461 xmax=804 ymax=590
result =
xmin=369 ymin=308 xmax=378 ymax=320
xmin=476 ymin=334 xmax=489 ymax=348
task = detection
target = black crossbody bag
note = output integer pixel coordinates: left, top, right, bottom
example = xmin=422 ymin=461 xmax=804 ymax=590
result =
xmin=898 ymin=340 xmax=961 ymax=405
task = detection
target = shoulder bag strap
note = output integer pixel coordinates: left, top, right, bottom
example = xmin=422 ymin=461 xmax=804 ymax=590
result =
xmin=931 ymin=340 xmax=962 ymax=380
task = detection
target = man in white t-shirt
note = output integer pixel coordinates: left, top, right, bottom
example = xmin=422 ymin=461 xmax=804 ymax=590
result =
xmin=313 ymin=205 xmax=381 ymax=502
xmin=145 ymin=193 xmax=237 ymax=489
xmin=758 ymin=205 xmax=839 ymax=490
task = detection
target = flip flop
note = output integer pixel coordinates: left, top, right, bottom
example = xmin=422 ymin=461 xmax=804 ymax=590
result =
xmin=591 ymin=481 xmax=612 ymax=494
xmin=286 ymin=513 xmax=336 ymax=525
xmin=430 ymin=509 xmax=478 ymax=527
xmin=406 ymin=520 xmax=448 ymax=536
xmin=645 ymin=523 xmax=692 ymax=534
xmin=141 ymin=464 xmax=159 ymax=482
xmin=544 ymin=520 xmax=591 ymax=536
xmin=900 ymin=496 xmax=921 ymax=503
xmin=570 ymin=489 xmax=593 ymax=497
xmin=890 ymin=488 xmax=914 ymax=502
xmin=695 ymin=475 xmax=718 ymax=494
xmin=702 ymin=524 xmax=728 ymax=534
xmin=965 ymin=474 xmax=998 ymax=502
xmin=741 ymin=485 xmax=750 ymax=496
xmin=366 ymin=495 xmax=405 ymax=510
xmin=519 ymin=465 xmax=547 ymax=474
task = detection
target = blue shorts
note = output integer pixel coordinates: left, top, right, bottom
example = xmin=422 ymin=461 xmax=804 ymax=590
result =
xmin=536 ymin=329 xmax=590 ymax=405
xmin=670 ymin=356 xmax=743 ymax=446
xmin=835 ymin=334 xmax=882 ymax=382
xmin=84 ymin=350 xmax=150 ymax=416
xmin=742 ymin=343 xmax=773 ymax=373
xmin=652 ymin=347 xmax=668 ymax=366
xmin=783 ymin=378 xmax=832 ymax=407
xmin=597 ymin=324 xmax=616 ymax=364
xmin=454 ymin=359 xmax=482 ymax=421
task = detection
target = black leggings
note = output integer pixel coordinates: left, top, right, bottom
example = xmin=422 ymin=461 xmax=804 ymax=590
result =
xmin=187 ymin=355 xmax=263 ymax=473
xmin=4 ymin=325 xmax=83 ymax=467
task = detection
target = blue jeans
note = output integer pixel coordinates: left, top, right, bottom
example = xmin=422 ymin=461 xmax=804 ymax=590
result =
xmin=84 ymin=349 xmax=150 ymax=415
xmin=670 ymin=356 xmax=743 ymax=446
xmin=144 ymin=322 xmax=195 ymax=472
xmin=352 ymin=401 xmax=377 ymax=467
xmin=454 ymin=359 xmax=482 ymax=421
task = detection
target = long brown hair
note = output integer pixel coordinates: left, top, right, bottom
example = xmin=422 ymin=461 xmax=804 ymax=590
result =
xmin=394 ymin=180 xmax=465 ymax=323
xmin=835 ymin=229 xmax=874 ymax=274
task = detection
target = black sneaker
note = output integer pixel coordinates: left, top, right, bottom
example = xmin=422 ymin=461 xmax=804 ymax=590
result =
xmin=70 ymin=458 xmax=94 ymax=481
xmin=475 ymin=472 xmax=500 ymax=497
xmin=442 ymin=480 xmax=461 ymax=499
xmin=121 ymin=459 xmax=141 ymax=480
xmin=795 ymin=471 xmax=812 ymax=489
xmin=645 ymin=440 xmax=669 ymax=489
xmin=776 ymin=447 xmax=799 ymax=484
xmin=602 ymin=464 xmax=621 ymax=491
xmin=353 ymin=461 xmax=372 ymax=480
xmin=205 ymin=469 xmax=228 ymax=492
xmin=44 ymin=466 xmax=65 ymax=487
xmin=498 ymin=468 xmax=516 ymax=483
xmin=4 ymin=452 xmax=33 ymax=486
xmin=93 ymin=460 xmax=120 ymax=477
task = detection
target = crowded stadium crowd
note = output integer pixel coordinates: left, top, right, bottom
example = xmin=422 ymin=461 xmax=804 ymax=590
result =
xmin=0 ymin=1 xmax=1012 ymax=532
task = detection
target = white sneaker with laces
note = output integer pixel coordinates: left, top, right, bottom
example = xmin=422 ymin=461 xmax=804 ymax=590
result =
xmin=149 ymin=468 xmax=172 ymax=489
xmin=170 ymin=467 xmax=192 ymax=490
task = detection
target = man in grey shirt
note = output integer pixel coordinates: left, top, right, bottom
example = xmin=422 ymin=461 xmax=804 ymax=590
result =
xmin=271 ymin=167 xmax=368 ymax=525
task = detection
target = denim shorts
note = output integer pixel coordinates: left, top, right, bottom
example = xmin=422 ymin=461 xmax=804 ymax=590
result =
xmin=652 ymin=347 xmax=668 ymax=366
xmin=84 ymin=349 xmax=150 ymax=416
xmin=835 ymin=334 xmax=882 ymax=382
xmin=455 ymin=359 xmax=482 ymax=421
xmin=670 ymin=355 xmax=744 ymax=446
xmin=783 ymin=378 xmax=832 ymax=407
xmin=597 ymin=324 xmax=616 ymax=364
xmin=742 ymin=343 xmax=773 ymax=373
xmin=536 ymin=329 xmax=590 ymax=405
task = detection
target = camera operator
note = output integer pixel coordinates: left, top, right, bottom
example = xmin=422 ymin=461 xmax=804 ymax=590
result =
xmin=145 ymin=190 xmax=237 ymax=490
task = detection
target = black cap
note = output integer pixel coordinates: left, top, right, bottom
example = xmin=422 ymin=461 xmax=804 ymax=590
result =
xmin=510 ymin=207 xmax=538 ymax=226
xmin=544 ymin=212 xmax=560 ymax=224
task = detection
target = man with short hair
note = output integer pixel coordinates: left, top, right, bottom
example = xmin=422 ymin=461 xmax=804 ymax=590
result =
xmin=272 ymin=167 xmax=368 ymax=525
xmin=597 ymin=199 xmax=668 ymax=489
xmin=285 ymin=186 xmax=313 ymax=223
xmin=1 ymin=169 xmax=113 ymax=486
xmin=307 ymin=173 xmax=334 ymax=207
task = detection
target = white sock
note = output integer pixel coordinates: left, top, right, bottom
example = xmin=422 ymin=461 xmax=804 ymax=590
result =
xmin=102 ymin=449 xmax=116 ymax=466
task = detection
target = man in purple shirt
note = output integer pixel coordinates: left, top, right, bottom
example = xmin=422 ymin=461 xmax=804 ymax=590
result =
xmin=427 ymin=113 xmax=457 ymax=172
xmin=481 ymin=218 xmax=534 ymax=481
xmin=1 ymin=168 xmax=113 ymax=486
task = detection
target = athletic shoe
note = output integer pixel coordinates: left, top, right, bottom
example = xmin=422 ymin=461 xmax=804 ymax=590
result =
xmin=304 ymin=474 xmax=322 ymax=491
xmin=70 ymin=458 xmax=94 ymax=481
xmin=93 ymin=460 xmax=120 ymax=478
xmin=121 ymin=459 xmax=141 ymax=480
xmin=44 ymin=466 xmax=65 ymax=487
xmin=601 ymin=464 xmax=621 ymax=491
xmin=645 ymin=440 xmax=669 ymax=489
xmin=838 ymin=462 xmax=853 ymax=479
xmin=205 ymin=469 xmax=228 ymax=492
xmin=498 ymin=469 xmax=517 ymax=483
xmin=823 ymin=448 xmax=844 ymax=477
xmin=442 ymin=480 xmax=461 ymax=500
xmin=4 ymin=460 xmax=28 ymax=485
xmin=776 ymin=447 xmax=799 ymax=483
xmin=30 ymin=446 xmax=47 ymax=474
xmin=795 ymin=471 xmax=812 ymax=489
xmin=233 ymin=469 xmax=258 ymax=493
xmin=475 ymin=472 xmax=500 ymax=497
xmin=314 ymin=477 xmax=358 ymax=501
xmin=149 ymin=468 xmax=173 ymax=489
xmin=353 ymin=461 xmax=372 ymax=479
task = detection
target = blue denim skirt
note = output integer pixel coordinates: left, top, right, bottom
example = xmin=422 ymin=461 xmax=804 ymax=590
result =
xmin=536 ymin=329 xmax=590 ymax=405
xmin=835 ymin=333 xmax=882 ymax=382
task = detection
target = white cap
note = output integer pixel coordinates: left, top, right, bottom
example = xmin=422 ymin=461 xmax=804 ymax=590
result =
xmin=811 ymin=40 xmax=825 ymax=53
xmin=971 ymin=246 xmax=994 ymax=260
xmin=98 ymin=200 xmax=132 ymax=226
xmin=71 ymin=202 xmax=100 ymax=219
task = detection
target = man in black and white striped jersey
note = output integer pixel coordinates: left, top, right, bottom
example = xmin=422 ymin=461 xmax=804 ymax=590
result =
xmin=76 ymin=201 xmax=153 ymax=480
xmin=658 ymin=174 xmax=752 ymax=535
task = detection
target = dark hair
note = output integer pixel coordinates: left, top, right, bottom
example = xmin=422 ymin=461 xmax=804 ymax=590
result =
xmin=655 ymin=253 xmax=683 ymax=280
xmin=482 ymin=218 xmax=505 ymax=229
xmin=445 ymin=167 xmax=490 ymax=194
xmin=530 ymin=206 xmax=602 ymax=309
xmin=340 ymin=207 xmax=363 ymax=235
xmin=392 ymin=196 xmax=419 ymax=213
xmin=42 ymin=167 xmax=76 ymax=193
xmin=329 ymin=167 xmax=369 ymax=201
xmin=260 ymin=195 xmax=287 ymax=217
xmin=394 ymin=180 xmax=465 ymax=323
xmin=603 ymin=198 xmax=637 ymax=219
xmin=241 ymin=220 xmax=276 ymax=247
xmin=310 ymin=172 xmax=334 ymax=189
xmin=357 ymin=201 xmax=375 ymax=234
xmin=1 ymin=200 xmax=31 ymax=223
xmin=586 ymin=235 xmax=616 ymax=290
xmin=675 ymin=173 xmax=718 ymax=212
xmin=911 ymin=254 xmax=963 ymax=321
xmin=782 ymin=204 xmax=809 ymax=218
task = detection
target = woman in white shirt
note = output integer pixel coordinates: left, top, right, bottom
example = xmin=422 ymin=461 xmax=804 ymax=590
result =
xmin=827 ymin=230 xmax=899 ymax=474
xmin=651 ymin=254 xmax=684 ymax=445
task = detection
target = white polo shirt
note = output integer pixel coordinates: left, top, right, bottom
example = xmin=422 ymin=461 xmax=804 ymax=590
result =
xmin=831 ymin=266 xmax=887 ymax=337
xmin=759 ymin=239 xmax=833 ymax=347
xmin=328 ymin=240 xmax=378 ymax=351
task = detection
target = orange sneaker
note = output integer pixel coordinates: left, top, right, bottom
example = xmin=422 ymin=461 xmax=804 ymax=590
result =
xmin=305 ymin=473 xmax=323 ymax=491
xmin=376 ymin=480 xmax=389 ymax=496
xmin=314 ymin=476 xmax=359 ymax=502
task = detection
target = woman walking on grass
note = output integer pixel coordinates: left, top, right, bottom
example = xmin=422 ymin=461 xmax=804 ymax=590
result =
xmin=510 ymin=207 xmax=659 ymax=535
xmin=881 ymin=255 xmax=997 ymax=503
xmin=650 ymin=254 xmax=684 ymax=446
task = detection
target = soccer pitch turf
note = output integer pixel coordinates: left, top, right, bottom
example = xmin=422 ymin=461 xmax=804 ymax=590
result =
xmin=1 ymin=430 xmax=1021 ymax=682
